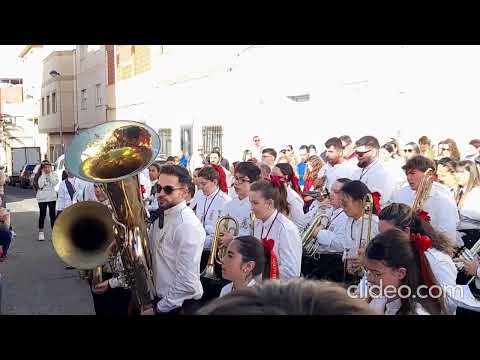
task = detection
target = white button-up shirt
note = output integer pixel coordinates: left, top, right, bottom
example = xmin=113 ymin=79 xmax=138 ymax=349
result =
xmin=314 ymin=208 xmax=349 ymax=254
xmin=352 ymin=160 xmax=396 ymax=207
xmin=343 ymin=214 xmax=380 ymax=259
xmin=150 ymin=201 xmax=206 ymax=313
xmin=56 ymin=177 xmax=79 ymax=211
xmin=318 ymin=161 xmax=356 ymax=192
xmin=221 ymin=196 xmax=253 ymax=237
xmin=194 ymin=188 xmax=232 ymax=249
xmin=459 ymin=187 xmax=480 ymax=229
xmin=219 ymin=278 xmax=257 ymax=298
xmin=253 ymin=210 xmax=302 ymax=279
xmin=391 ymin=183 xmax=460 ymax=245
xmin=286 ymin=186 xmax=306 ymax=232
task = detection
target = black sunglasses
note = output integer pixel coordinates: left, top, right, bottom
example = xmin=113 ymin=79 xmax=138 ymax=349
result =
xmin=156 ymin=184 xmax=184 ymax=195
xmin=404 ymin=149 xmax=414 ymax=153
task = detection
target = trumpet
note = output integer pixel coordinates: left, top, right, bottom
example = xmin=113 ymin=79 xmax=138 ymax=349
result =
xmin=454 ymin=238 xmax=480 ymax=285
xmin=301 ymin=213 xmax=330 ymax=259
xmin=201 ymin=216 xmax=239 ymax=281
xmin=345 ymin=193 xmax=373 ymax=278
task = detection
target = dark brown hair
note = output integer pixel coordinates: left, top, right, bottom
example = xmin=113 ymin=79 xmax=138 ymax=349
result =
xmin=250 ymin=179 xmax=289 ymax=216
xmin=403 ymin=155 xmax=436 ymax=173
xmin=365 ymin=229 xmax=443 ymax=315
xmin=234 ymin=236 xmax=267 ymax=278
xmin=197 ymin=166 xmax=219 ymax=184
xmin=196 ymin=278 xmax=376 ymax=315
xmin=340 ymin=180 xmax=378 ymax=216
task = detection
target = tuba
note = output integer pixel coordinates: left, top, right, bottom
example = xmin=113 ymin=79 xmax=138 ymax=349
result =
xmin=201 ymin=216 xmax=239 ymax=281
xmin=52 ymin=120 xmax=161 ymax=308
xmin=412 ymin=168 xmax=435 ymax=212
xmin=301 ymin=213 xmax=331 ymax=259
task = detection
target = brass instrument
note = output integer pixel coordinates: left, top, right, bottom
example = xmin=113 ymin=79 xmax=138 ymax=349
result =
xmin=201 ymin=216 xmax=239 ymax=281
xmin=250 ymin=211 xmax=256 ymax=236
xmin=345 ymin=193 xmax=373 ymax=277
xmin=454 ymin=238 xmax=480 ymax=285
xmin=411 ymin=168 xmax=435 ymax=212
xmin=52 ymin=120 xmax=161 ymax=308
xmin=301 ymin=213 xmax=331 ymax=259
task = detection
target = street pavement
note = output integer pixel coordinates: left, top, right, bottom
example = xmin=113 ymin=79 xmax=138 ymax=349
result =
xmin=0 ymin=185 xmax=95 ymax=315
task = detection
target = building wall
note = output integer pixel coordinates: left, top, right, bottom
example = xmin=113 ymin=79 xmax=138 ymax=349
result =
xmin=76 ymin=45 xmax=107 ymax=129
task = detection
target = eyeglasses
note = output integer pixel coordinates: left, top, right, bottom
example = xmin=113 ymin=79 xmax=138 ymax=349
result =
xmin=355 ymin=149 xmax=372 ymax=157
xmin=440 ymin=147 xmax=450 ymax=151
xmin=254 ymin=139 xmax=260 ymax=143
xmin=156 ymin=185 xmax=184 ymax=195
xmin=233 ymin=176 xmax=251 ymax=184
xmin=404 ymin=148 xmax=414 ymax=153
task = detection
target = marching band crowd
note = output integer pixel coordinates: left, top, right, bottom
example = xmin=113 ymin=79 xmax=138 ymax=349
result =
xmin=15 ymin=133 xmax=480 ymax=315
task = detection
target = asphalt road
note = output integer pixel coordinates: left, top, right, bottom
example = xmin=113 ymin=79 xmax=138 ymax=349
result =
xmin=0 ymin=185 xmax=95 ymax=315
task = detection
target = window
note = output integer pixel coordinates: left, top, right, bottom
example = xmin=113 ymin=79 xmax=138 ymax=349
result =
xmin=52 ymin=92 xmax=56 ymax=113
xmin=46 ymin=95 xmax=50 ymax=115
xmin=81 ymin=89 xmax=87 ymax=110
xmin=95 ymin=84 xmax=102 ymax=106
xmin=41 ymin=97 xmax=45 ymax=116
xmin=181 ymin=125 xmax=193 ymax=158
xmin=202 ymin=125 xmax=223 ymax=154
xmin=158 ymin=128 xmax=172 ymax=159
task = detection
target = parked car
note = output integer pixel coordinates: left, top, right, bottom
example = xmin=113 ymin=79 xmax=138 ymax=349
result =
xmin=19 ymin=164 xmax=37 ymax=188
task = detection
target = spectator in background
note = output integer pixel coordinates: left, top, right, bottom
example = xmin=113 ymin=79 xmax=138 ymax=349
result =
xmin=242 ymin=149 xmax=254 ymax=162
xmin=340 ymin=135 xmax=357 ymax=164
xmin=212 ymin=146 xmax=230 ymax=171
xmin=303 ymin=155 xmax=324 ymax=192
xmin=297 ymin=145 xmax=309 ymax=190
xmin=286 ymin=145 xmax=299 ymax=166
xmin=465 ymin=139 xmax=480 ymax=161
xmin=259 ymin=163 xmax=272 ymax=181
xmin=308 ymin=144 xmax=317 ymax=157
xmin=261 ymin=148 xmax=277 ymax=169
xmin=418 ymin=135 xmax=435 ymax=160
xmin=0 ymin=206 xmax=12 ymax=261
xmin=437 ymin=138 xmax=461 ymax=161
xmin=252 ymin=135 xmax=264 ymax=161
xmin=402 ymin=142 xmax=421 ymax=161
xmin=179 ymin=150 xmax=189 ymax=168
xmin=0 ymin=166 xmax=6 ymax=209
xmin=166 ymin=156 xmax=176 ymax=165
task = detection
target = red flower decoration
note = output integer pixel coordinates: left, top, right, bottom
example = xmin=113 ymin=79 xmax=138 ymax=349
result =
xmin=416 ymin=209 xmax=431 ymax=223
xmin=410 ymin=232 xmax=437 ymax=292
xmin=371 ymin=192 xmax=381 ymax=214
xmin=262 ymin=238 xmax=279 ymax=279
xmin=140 ymin=184 xmax=146 ymax=194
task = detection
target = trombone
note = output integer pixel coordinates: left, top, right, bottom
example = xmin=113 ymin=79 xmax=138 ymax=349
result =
xmin=412 ymin=168 xmax=434 ymax=212
xmin=201 ymin=216 xmax=239 ymax=281
xmin=344 ymin=193 xmax=373 ymax=278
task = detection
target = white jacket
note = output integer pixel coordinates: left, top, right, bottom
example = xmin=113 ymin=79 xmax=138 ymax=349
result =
xmin=36 ymin=172 xmax=59 ymax=203
xmin=56 ymin=178 xmax=80 ymax=211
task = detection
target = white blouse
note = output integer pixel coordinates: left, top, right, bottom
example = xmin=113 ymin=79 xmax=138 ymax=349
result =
xmin=459 ymin=186 xmax=480 ymax=228
xmin=221 ymin=196 xmax=253 ymax=237
xmin=286 ymin=186 xmax=306 ymax=232
xmin=314 ymin=208 xmax=349 ymax=254
xmin=343 ymin=214 xmax=380 ymax=260
xmin=194 ymin=188 xmax=232 ymax=249
xmin=253 ymin=210 xmax=302 ymax=280
xmin=219 ymin=278 xmax=257 ymax=298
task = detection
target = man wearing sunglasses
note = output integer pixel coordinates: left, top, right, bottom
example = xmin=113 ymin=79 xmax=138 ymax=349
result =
xmin=218 ymin=162 xmax=261 ymax=250
xmin=142 ymin=165 xmax=206 ymax=315
xmin=351 ymin=136 xmax=396 ymax=208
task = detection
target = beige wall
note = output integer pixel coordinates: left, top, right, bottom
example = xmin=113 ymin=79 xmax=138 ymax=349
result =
xmin=39 ymin=50 xmax=75 ymax=135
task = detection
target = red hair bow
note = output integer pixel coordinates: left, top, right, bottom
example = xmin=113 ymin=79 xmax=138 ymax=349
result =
xmin=211 ymin=164 xmax=228 ymax=194
xmin=269 ymin=175 xmax=285 ymax=189
xmin=370 ymin=192 xmax=381 ymax=214
xmin=291 ymin=174 xmax=302 ymax=195
xmin=416 ymin=209 xmax=431 ymax=223
xmin=261 ymin=238 xmax=279 ymax=279
xmin=410 ymin=232 xmax=436 ymax=290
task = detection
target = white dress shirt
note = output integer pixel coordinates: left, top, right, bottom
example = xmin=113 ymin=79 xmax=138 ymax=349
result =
xmin=458 ymin=187 xmax=480 ymax=230
xmin=56 ymin=177 xmax=79 ymax=211
xmin=253 ymin=210 xmax=302 ymax=280
xmin=314 ymin=208 xmax=349 ymax=254
xmin=219 ymin=278 xmax=257 ymax=298
xmin=343 ymin=214 xmax=380 ymax=260
xmin=391 ymin=183 xmax=460 ymax=245
xmin=149 ymin=201 xmax=206 ymax=313
xmin=318 ymin=161 xmax=356 ymax=191
xmin=189 ymin=188 xmax=203 ymax=210
xmin=352 ymin=160 xmax=396 ymax=207
xmin=221 ymin=196 xmax=253 ymax=237
xmin=194 ymin=188 xmax=232 ymax=249
xmin=368 ymin=297 xmax=430 ymax=315
xmin=286 ymin=186 xmax=306 ymax=232
xmin=381 ymin=159 xmax=408 ymax=194
xmin=424 ymin=248 xmax=458 ymax=315
xmin=72 ymin=179 xmax=97 ymax=203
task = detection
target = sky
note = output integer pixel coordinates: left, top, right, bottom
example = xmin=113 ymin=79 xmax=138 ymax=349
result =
xmin=0 ymin=45 xmax=25 ymax=77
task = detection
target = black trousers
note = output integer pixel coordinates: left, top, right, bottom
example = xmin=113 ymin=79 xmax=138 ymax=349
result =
xmin=301 ymin=253 xmax=345 ymax=283
xmin=199 ymin=250 xmax=228 ymax=305
xmin=89 ymin=273 xmax=132 ymax=316
xmin=38 ymin=201 xmax=56 ymax=230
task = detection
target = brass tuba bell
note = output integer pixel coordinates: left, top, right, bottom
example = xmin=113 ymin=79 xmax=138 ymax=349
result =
xmin=53 ymin=120 xmax=161 ymax=308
